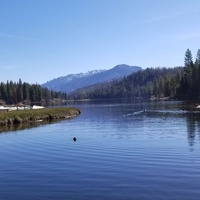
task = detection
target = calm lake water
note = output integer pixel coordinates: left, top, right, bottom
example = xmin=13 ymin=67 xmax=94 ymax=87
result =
xmin=1 ymin=101 xmax=200 ymax=200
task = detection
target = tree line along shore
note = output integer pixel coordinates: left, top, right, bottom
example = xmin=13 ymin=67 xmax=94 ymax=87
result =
xmin=0 ymin=49 xmax=200 ymax=104
xmin=71 ymin=49 xmax=200 ymax=101
xmin=0 ymin=107 xmax=81 ymax=126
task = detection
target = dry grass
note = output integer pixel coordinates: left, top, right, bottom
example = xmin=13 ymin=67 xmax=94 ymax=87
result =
xmin=0 ymin=107 xmax=81 ymax=125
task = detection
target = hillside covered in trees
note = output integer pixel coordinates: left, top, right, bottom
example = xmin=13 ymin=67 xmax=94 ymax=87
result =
xmin=70 ymin=49 xmax=200 ymax=101
xmin=0 ymin=79 xmax=67 ymax=105
xmin=1 ymin=49 xmax=200 ymax=104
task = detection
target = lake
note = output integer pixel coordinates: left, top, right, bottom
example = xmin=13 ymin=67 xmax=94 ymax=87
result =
xmin=1 ymin=100 xmax=200 ymax=200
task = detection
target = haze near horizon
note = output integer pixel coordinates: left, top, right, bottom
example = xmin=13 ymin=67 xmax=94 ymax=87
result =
xmin=1 ymin=0 xmax=200 ymax=84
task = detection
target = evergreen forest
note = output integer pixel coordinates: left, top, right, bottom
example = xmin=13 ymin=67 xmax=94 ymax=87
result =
xmin=71 ymin=49 xmax=200 ymax=101
xmin=1 ymin=49 xmax=200 ymax=105
xmin=0 ymin=79 xmax=67 ymax=105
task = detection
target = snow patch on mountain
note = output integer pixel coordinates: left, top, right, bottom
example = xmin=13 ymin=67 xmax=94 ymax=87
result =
xmin=41 ymin=65 xmax=141 ymax=93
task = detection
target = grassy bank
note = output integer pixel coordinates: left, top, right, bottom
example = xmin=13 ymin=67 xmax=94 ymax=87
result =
xmin=0 ymin=107 xmax=81 ymax=126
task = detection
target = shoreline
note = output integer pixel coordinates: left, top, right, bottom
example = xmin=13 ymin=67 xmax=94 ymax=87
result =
xmin=0 ymin=107 xmax=81 ymax=126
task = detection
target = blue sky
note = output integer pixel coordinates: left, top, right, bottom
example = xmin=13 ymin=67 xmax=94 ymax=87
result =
xmin=1 ymin=0 xmax=200 ymax=84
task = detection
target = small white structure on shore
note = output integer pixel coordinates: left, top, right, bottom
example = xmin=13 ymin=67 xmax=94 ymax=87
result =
xmin=0 ymin=105 xmax=44 ymax=111
xmin=0 ymin=106 xmax=18 ymax=111
xmin=32 ymin=105 xmax=44 ymax=109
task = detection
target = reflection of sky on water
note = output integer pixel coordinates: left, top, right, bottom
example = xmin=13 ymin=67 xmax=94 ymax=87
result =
xmin=1 ymin=101 xmax=200 ymax=200
xmin=1 ymin=101 xmax=200 ymax=149
xmin=121 ymin=103 xmax=200 ymax=148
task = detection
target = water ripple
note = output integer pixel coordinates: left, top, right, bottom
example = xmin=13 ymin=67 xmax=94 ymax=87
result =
xmin=1 ymin=101 xmax=200 ymax=200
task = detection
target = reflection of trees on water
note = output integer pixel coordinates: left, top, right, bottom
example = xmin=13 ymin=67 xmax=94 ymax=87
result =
xmin=0 ymin=121 xmax=53 ymax=134
xmin=186 ymin=113 xmax=200 ymax=147
xmin=0 ymin=117 xmax=73 ymax=134
xmin=0 ymin=123 xmax=40 ymax=134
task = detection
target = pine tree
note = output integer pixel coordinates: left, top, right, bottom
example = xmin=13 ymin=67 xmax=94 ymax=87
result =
xmin=196 ymin=49 xmax=200 ymax=65
xmin=185 ymin=49 xmax=193 ymax=67
xmin=23 ymin=83 xmax=30 ymax=104
xmin=17 ymin=79 xmax=23 ymax=102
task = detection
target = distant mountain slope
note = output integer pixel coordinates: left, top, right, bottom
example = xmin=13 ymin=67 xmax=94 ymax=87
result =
xmin=70 ymin=67 xmax=182 ymax=100
xmin=41 ymin=64 xmax=142 ymax=93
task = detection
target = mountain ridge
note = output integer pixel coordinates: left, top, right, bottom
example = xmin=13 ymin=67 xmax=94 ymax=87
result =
xmin=41 ymin=64 xmax=142 ymax=93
